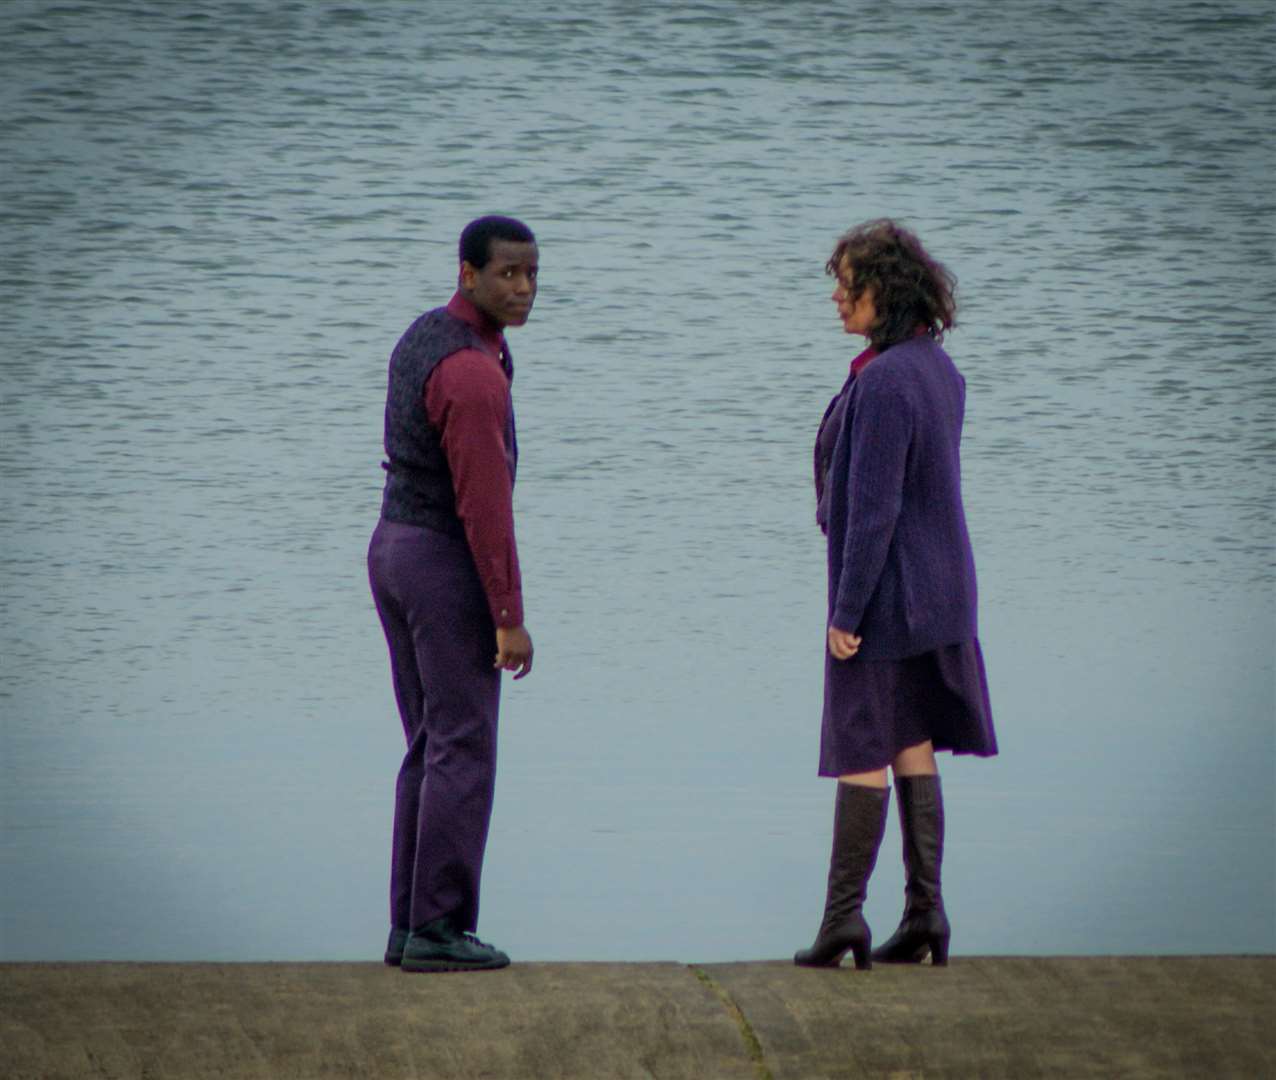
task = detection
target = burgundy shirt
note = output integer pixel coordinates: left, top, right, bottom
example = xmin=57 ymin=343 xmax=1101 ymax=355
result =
xmin=424 ymin=293 xmax=523 ymax=628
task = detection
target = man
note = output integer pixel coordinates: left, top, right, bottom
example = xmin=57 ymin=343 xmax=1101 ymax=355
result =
xmin=367 ymin=215 xmax=537 ymax=972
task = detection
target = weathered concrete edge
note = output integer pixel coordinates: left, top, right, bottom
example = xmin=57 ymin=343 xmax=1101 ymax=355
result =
xmin=2 ymin=956 xmax=1273 ymax=1080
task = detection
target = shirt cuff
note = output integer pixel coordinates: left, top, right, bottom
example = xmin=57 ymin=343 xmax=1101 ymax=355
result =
xmin=490 ymin=592 xmax=524 ymax=629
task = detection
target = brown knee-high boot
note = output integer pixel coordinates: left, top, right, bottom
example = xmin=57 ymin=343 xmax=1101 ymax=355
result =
xmin=794 ymin=782 xmax=890 ymax=970
xmin=871 ymin=774 xmax=951 ymax=965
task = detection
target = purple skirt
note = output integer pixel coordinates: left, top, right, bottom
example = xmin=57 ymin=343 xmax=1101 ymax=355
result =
xmin=819 ymin=639 xmax=998 ymax=776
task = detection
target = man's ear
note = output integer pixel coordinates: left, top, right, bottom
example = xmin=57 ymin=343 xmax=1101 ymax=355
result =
xmin=459 ymin=261 xmax=478 ymax=289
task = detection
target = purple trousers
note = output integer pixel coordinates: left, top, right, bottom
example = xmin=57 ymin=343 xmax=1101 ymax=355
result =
xmin=367 ymin=519 xmax=501 ymax=934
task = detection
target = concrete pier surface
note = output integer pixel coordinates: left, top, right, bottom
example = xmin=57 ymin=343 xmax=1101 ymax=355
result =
xmin=2 ymin=956 xmax=1271 ymax=1079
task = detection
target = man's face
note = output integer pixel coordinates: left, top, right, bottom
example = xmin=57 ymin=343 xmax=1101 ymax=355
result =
xmin=461 ymin=240 xmax=539 ymax=328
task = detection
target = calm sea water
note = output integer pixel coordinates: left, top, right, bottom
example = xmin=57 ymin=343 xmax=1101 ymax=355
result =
xmin=2 ymin=1 xmax=1273 ymax=962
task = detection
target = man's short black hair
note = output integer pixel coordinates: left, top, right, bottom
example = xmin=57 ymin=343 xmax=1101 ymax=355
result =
xmin=459 ymin=215 xmax=536 ymax=269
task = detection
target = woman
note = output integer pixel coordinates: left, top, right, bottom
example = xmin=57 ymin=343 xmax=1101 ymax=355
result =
xmin=795 ymin=220 xmax=998 ymax=971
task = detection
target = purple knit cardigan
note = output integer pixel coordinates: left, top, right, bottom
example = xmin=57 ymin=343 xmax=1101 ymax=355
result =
xmin=824 ymin=334 xmax=979 ymax=660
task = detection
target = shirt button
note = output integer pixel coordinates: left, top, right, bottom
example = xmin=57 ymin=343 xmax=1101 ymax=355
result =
xmin=500 ymin=609 xmax=508 ymax=617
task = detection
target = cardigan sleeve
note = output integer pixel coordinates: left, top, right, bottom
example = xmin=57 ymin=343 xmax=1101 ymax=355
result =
xmin=830 ymin=371 xmax=913 ymax=633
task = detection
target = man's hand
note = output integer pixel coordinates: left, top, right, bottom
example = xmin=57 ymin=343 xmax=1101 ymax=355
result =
xmin=827 ymin=626 xmax=863 ymax=660
xmin=495 ymin=625 xmax=534 ymax=679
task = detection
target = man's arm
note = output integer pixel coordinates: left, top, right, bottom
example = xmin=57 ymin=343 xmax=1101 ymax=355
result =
xmin=426 ymin=350 xmax=532 ymax=677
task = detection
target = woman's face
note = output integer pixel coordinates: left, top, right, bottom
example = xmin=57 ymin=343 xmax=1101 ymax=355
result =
xmin=831 ymin=257 xmax=876 ymax=337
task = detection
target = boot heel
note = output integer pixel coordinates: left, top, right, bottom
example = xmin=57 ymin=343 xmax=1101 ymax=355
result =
xmin=850 ymin=938 xmax=873 ymax=971
xmin=929 ymin=933 xmax=949 ymax=966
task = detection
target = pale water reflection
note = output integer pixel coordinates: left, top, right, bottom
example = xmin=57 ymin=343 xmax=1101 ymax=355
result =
xmin=1 ymin=1 xmax=1272 ymax=961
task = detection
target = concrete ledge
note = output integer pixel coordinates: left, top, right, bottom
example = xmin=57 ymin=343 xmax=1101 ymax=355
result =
xmin=2 ymin=957 xmax=1271 ymax=1079
xmin=708 ymin=956 xmax=1274 ymax=1078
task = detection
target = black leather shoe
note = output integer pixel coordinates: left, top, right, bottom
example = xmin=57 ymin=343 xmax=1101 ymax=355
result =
xmin=384 ymin=927 xmax=409 ymax=967
xmin=401 ymin=916 xmax=510 ymax=973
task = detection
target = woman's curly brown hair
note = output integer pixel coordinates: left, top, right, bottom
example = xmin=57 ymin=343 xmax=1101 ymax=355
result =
xmin=826 ymin=219 xmax=957 ymax=352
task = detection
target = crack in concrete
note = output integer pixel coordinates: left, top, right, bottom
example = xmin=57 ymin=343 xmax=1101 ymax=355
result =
xmin=687 ymin=965 xmax=775 ymax=1080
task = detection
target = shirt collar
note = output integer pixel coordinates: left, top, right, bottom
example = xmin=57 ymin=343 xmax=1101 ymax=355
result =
xmin=850 ymin=344 xmax=878 ymax=376
xmin=446 ymin=292 xmax=506 ymax=355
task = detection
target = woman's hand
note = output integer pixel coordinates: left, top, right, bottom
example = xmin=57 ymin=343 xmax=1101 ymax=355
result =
xmin=827 ymin=626 xmax=863 ymax=660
